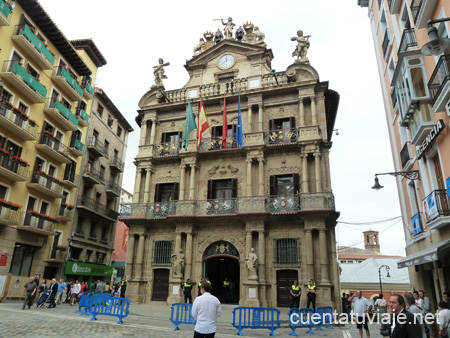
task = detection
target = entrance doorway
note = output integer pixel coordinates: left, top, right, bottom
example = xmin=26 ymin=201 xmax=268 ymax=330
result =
xmin=276 ymin=269 xmax=298 ymax=307
xmin=152 ymin=269 xmax=169 ymax=301
xmin=204 ymin=256 xmax=239 ymax=304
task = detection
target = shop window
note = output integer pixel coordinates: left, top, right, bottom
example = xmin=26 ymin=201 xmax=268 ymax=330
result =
xmin=152 ymin=240 xmax=173 ymax=266
xmin=10 ymin=243 xmax=35 ymax=276
xmin=274 ymin=238 xmax=300 ymax=267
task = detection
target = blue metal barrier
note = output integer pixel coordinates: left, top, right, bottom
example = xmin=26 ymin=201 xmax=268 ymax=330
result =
xmin=288 ymin=308 xmax=315 ymax=336
xmin=89 ymin=296 xmax=130 ymax=324
xmin=170 ymin=303 xmax=196 ymax=331
xmin=313 ymin=306 xmax=335 ymax=331
xmin=232 ymin=307 xmax=280 ymax=337
xmin=74 ymin=292 xmax=94 ymax=315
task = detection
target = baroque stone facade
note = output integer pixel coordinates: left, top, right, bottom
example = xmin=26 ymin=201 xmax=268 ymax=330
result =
xmin=120 ymin=25 xmax=340 ymax=308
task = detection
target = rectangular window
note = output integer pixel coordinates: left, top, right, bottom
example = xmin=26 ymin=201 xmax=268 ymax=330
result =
xmin=211 ymin=125 xmax=236 ymax=137
xmin=117 ymin=126 xmax=122 ymax=138
xmin=161 ymin=131 xmax=182 ymax=144
xmin=274 ymin=238 xmax=300 ymax=267
xmin=97 ymin=104 xmax=104 ymax=118
xmin=76 ymin=216 xmax=84 ymax=235
xmin=10 ymin=243 xmax=35 ymax=276
xmin=152 ymin=240 xmax=173 ymax=265
xmin=207 ymin=179 xmax=237 ymax=199
xmin=108 ymin=115 xmax=114 ymax=127
xmin=89 ymin=223 xmax=97 ymax=239
xmin=85 ymin=250 xmax=93 ymax=262
xmin=154 ymin=183 xmax=179 ymax=202
xmin=270 ymin=174 xmax=300 ymax=196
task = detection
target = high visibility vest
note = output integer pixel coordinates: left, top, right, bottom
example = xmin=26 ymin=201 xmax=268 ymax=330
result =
xmin=291 ymin=285 xmax=300 ymax=295
xmin=198 ymin=282 xmax=202 ymax=287
xmin=223 ymin=281 xmax=230 ymax=286
xmin=184 ymin=283 xmax=192 ymax=288
xmin=307 ymin=284 xmax=316 ymax=297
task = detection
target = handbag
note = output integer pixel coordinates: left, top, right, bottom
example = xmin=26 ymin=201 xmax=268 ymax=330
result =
xmin=442 ymin=318 xmax=450 ymax=338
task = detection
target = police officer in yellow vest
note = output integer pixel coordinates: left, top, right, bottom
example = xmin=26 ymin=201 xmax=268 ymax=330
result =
xmin=223 ymin=277 xmax=232 ymax=304
xmin=197 ymin=278 xmax=204 ymax=297
xmin=290 ymin=280 xmax=301 ymax=308
xmin=182 ymin=278 xmax=193 ymax=303
xmin=306 ymin=279 xmax=316 ymax=311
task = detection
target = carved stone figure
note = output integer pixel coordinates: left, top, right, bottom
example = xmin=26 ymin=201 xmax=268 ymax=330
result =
xmin=235 ymin=26 xmax=245 ymax=42
xmin=221 ymin=17 xmax=235 ymax=39
xmin=203 ymin=31 xmax=214 ymax=51
xmin=291 ymin=30 xmax=311 ymax=61
xmin=253 ymin=27 xmax=266 ymax=47
xmin=193 ymin=38 xmax=205 ymax=56
xmin=242 ymin=21 xmax=255 ymax=44
xmin=214 ymin=29 xmax=224 ymax=44
xmin=153 ymin=58 xmax=170 ymax=87
xmin=246 ymin=248 xmax=258 ymax=279
xmin=171 ymin=249 xmax=185 ymax=277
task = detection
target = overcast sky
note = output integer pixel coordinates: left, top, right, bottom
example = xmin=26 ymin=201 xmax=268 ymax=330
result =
xmin=37 ymin=0 xmax=407 ymax=255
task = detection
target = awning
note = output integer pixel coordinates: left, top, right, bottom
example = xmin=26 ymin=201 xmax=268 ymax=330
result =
xmin=397 ymin=239 xmax=450 ymax=269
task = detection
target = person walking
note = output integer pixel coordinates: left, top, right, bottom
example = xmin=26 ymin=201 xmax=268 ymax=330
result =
xmin=182 ymin=278 xmax=193 ymax=303
xmin=404 ymin=292 xmax=426 ymax=338
xmin=290 ymin=280 xmax=301 ymax=309
xmin=48 ymin=278 xmax=58 ymax=308
xmin=306 ymin=279 xmax=316 ymax=311
xmin=389 ymin=294 xmax=422 ymax=338
xmin=55 ymin=279 xmax=66 ymax=305
xmin=352 ymin=290 xmax=372 ymax=338
xmin=65 ymin=280 xmax=73 ymax=304
xmin=192 ymin=282 xmax=221 ymax=338
xmin=71 ymin=280 xmax=81 ymax=306
xmin=23 ymin=277 xmax=37 ymax=310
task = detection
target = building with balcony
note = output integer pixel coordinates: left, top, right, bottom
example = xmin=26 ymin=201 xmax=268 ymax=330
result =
xmin=119 ymin=23 xmax=340 ymax=308
xmin=67 ymin=89 xmax=133 ymax=282
xmin=0 ymin=0 xmax=106 ymax=280
xmin=358 ymin=0 xmax=450 ymax=310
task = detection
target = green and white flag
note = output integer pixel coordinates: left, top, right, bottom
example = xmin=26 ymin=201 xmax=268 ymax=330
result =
xmin=183 ymin=99 xmax=197 ymax=150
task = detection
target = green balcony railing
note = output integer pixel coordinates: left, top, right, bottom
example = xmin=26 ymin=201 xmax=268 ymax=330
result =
xmin=7 ymin=60 xmax=47 ymax=98
xmin=0 ymin=0 xmax=11 ymax=19
xmin=57 ymin=66 xmax=83 ymax=97
xmin=86 ymin=82 xmax=94 ymax=95
xmin=74 ymin=139 xmax=84 ymax=151
xmin=17 ymin=25 xmax=55 ymax=65
xmin=53 ymin=100 xmax=79 ymax=127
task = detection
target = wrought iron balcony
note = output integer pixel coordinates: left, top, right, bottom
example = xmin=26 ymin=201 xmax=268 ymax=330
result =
xmin=87 ymin=137 xmax=108 ymax=157
xmin=0 ymin=104 xmax=38 ymax=140
xmin=36 ymin=132 xmax=71 ymax=164
xmin=110 ymin=156 xmax=124 ymax=172
xmin=0 ymin=0 xmax=11 ymax=26
xmin=69 ymin=138 xmax=84 ymax=156
xmin=51 ymin=65 xmax=83 ymax=101
xmin=422 ymin=190 xmax=450 ymax=224
xmin=56 ymin=204 xmax=74 ymax=222
xmin=43 ymin=99 xmax=78 ymax=131
xmin=76 ymin=108 xmax=89 ymax=127
xmin=77 ymin=195 xmax=118 ymax=221
xmin=27 ymin=170 xmax=64 ymax=199
xmin=199 ymin=137 xmax=240 ymax=152
xmin=153 ymin=141 xmax=181 ymax=157
xmin=81 ymin=77 xmax=94 ymax=99
xmin=267 ymin=195 xmax=300 ymax=213
xmin=106 ymin=180 xmax=121 ymax=197
xmin=400 ymin=142 xmax=412 ymax=169
xmin=428 ymin=54 xmax=450 ymax=109
xmin=264 ymin=128 xmax=298 ymax=145
xmin=18 ymin=211 xmax=57 ymax=236
xmin=82 ymin=165 xmax=105 ymax=186
xmin=204 ymin=198 xmax=238 ymax=215
xmin=410 ymin=0 xmax=423 ymax=25
xmin=382 ymin=30 xmax=390 ymax=58
xmin=0 ymin=152 xmax=29 ymax=181
xmin=63 ymin=171 xmax=79 ymax=188
xmin=398 ymin=28 xmax=417 ymax=54
xmin=0 ymin=205 xmax=21 ymax=226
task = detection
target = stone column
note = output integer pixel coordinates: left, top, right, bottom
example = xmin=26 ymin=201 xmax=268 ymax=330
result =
xmin=305 ymin=230 xmax=314 ymax=280
xmin=175 ymin=232 xmax=182 ymax=254
xmin=185 ymin=232 xmax=193 ymax=279
xmin=126 ymin=234 xmax=135 ymax=278
xmin=134 ymin=234 xmax=145 ymax=279
xmin=314 ymin=153 xmax=322 ymax=193
xmin=299 ymin=97 xmax=305 ymax=127
xmin=179 ymin=165 xmax=186 ymax=201
xmin=258 ymin=158 xmax=265 ymax=196
xmin=258 ymin=231 xmax=265 ymax=281
xmin=189 ymin=165 xmax=196 ymax=200
xmin=301 ymin=155 xmax=309 ymax=193
xmin=150 ymin=119 xmax=157 ymax=145
xmin=258 ymin=104 xmax=263 ymax=131
xmin=246 ymin=159 xmax=252 ymax=196
xmin=319 ymin=230 xmax=329 ymax=282
xmin=140 ymin=120 xmax=148 ymax=146
xmin=246 ymin=231 xmax=252 ymax=258
xmin=247 ymin=104 xmax=252 ymax=132
xmin=311 ymin=96 xmax=317 ymax=125
xmin=133 ymin=169 xmax=142 ymax=203
xmin=143 ymin=169 xmax=152 ymax=203
xmin=323 ymin=150 xmax=331 ymax=192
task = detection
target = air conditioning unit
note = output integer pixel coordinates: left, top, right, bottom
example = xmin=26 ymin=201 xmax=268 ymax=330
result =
xmin=445 ymin=100 xmax=450 ymax=118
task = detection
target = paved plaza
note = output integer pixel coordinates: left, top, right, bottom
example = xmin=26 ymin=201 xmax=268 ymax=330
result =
xmin=0 ymin=300 xmax=386 ymax=338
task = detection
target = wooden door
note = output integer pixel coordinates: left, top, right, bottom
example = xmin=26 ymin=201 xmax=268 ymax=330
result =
xmin=433 ymin=155 xmax=445 ymax=191
xmin=152 ymin=269 xmax=169 ymax=301
xmin=276 ymin=270 xmax=298 ymax=307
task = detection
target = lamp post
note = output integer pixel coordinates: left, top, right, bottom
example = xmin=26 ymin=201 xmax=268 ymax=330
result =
xmin=421 ymin=18 xmax=450 ymax=56
xmin=378 ymin=265 xmax=391 ymax=295
xmin=372 ymin=170 xmax=420 ymax=190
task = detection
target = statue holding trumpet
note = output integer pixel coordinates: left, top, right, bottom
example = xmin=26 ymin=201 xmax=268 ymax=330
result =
xmin=291 ymin=30 xmax=311 ymax=61
xmin=214 ymin=17 xmax=235 ymax=39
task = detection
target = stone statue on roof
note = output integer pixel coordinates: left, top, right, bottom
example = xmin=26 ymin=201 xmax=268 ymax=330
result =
xmin=153 ymin=58 xmax=170 ymax=87
xmin=291 ymin=30 xmax=311 ymax=61
xmin=221 ymin=17 xmax=235 ymax=39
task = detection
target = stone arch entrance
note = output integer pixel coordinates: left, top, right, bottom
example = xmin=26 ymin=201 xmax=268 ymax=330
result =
xmin=203 ymin=241 xmax=240 ymax=304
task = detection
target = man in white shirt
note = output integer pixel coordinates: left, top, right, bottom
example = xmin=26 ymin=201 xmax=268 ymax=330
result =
xmin=438 ymin=301 xmax=450 ymax=334
xmin=191 ymin=282 xmax=221 ymax=338
xmin=352 ymin=290 xmax=373 ymax=338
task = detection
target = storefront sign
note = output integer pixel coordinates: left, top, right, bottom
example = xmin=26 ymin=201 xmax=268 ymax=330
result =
xmin=423 ymin=191 xmax=439 ymax=224
xmin=410 ymin=213 xmax=423 ymax=236
xmin=65 ymin=261 xmax=113 ymax=277
xmin=416 ymin=120 xmax=445 ymax=159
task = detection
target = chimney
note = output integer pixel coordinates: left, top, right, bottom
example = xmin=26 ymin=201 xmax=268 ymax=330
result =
xmin=363 ymin=230 xmax=380 ymax=253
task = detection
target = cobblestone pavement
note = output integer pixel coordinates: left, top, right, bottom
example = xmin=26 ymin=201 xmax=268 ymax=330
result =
xmin=0 ymin=301 xmax=384 ymax=338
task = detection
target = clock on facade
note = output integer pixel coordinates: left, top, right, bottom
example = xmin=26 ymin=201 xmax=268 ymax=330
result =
xmin=218 ymin=54 xmax=235 ymax=68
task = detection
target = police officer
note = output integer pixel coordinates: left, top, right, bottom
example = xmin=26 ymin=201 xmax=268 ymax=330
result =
xmin=182 ymin=278 xmax=193 ymax=303
xmin=290 ymin=280 xmax=301 ymax=308
xmin=223 ymin=277 xmax=231 ymax=303
xmin=306 ymin=279 xmax=316 ymax=311
xmin=197 ymin=277 xmax=204 ymax=297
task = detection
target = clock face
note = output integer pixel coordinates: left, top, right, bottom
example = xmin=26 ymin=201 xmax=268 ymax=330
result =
xmin=219 ymin=54 xmax=234 ymax=68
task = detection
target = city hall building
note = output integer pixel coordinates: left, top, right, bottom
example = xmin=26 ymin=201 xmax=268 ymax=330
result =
xmin=120 ymin=22 xmax=341 ymax=308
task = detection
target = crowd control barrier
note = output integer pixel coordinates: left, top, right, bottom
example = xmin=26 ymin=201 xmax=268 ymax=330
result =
xmin=314 ymin=306 xmax=335 ymax=331
xmin=89 ymin=296 xmax=130 ymax=324
xmin=232 ymin=307 xmax=280 ymax=337
xmin=288 ymin=308 xmax=315 ymax=336
xmin=74 ymin=292 xmax=94 ymax=315
xmin=170 ymin=303 xmax=196 ymax=331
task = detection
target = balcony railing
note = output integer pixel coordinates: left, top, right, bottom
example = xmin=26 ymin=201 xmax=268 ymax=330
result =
xmin=0 ymin=0 xmax=11 ymax=19
xmin=0 ymin=104 xmax=38 ymax=138
xmin=39 ymin=132 xmax=67 ymax=152
xmin=428 ymin=55 xmax=450 ymax=106
xmin=153 ymin=141 xmax=181 ymax=157
xmin=14 ymin=24 xmax=55 ymax=66
xmin=423 ymin=190 xmax=450 ymax=224
xmin=110 ymin=156 xmax=124 ymax=171
xmin=48 ymin=99 xmax=79 ymax=127
xmin=78 ymin=195 xmax=118 ymax=220
xmin=400 ymin=142 xmax=412 ymax=169
xmin=398 ymin=28 xmax=417 ymax=54
xmin=410 ymin=0 xmax=423 ymax=25
xmin=0 ymin=206 xmax=21 ymax=225
xmin=119 ymin=193 xmax=335 ymax=219
xmin=55 ymin=65 xmax=83 ymax=97
xmin=83 ymin=165 xmax=105 ymax=184
xmin=0 ymin=152 xmax=29 ymax=179
xmin=107 ymin=180 xmax=121 ymax=195
xmin=63 ymin=171 xmax=78 ymax=186
xmin=29 ymin=170 xmax=64 ymax=195
xmin=87 ymin=137 xmax=108 ymax=157
xmin=69 ymin=138 xmax=84 ymax=152
xmin=199 ymin=137 xmax=240 ymax=152
xmin=22 ymin=211 xmax=56 ymax=233
xmin=2 ymin=60 xmax=47 ymax=99
xmin=76 ymin=108 xmax=89 ymax=124
xmin=382 ymin=30 xmax=390 ymax=58
xmin=264 ymin=128 xmax=298 ymax=145
xmin=57 ymin=204 xmax=73 ymax=220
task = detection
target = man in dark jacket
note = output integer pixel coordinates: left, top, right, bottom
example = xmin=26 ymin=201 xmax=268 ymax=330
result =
xmin=389 ymin=294 xmax=423 ymax=338
xmin=48 ymin=278 xmax=59 ymax=308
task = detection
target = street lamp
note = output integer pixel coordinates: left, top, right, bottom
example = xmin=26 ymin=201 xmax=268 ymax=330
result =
xmin=372 ymin=170 xmax=420 ymax=190
xmin=421 ymin=18 xmax=450 ymax=56
xmin=378 ymin=265 xmax=391 ymax=296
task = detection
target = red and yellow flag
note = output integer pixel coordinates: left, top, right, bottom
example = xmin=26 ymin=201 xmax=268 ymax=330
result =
xmin=197 ymin=98 xmax=210 ymax=150
xmin=222 ymin=95 xmax=228 ymax=149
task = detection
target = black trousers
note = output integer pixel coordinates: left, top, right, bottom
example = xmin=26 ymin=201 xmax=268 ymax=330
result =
xmin=290 ymin=295 xmax=300 ymax=308
xmin=48 ymin=293 xmax=56 ymax=308
xmin=307 ymin=296 xmax=316 ymax=311
xmin=184 ymin=294 xmax=192 ymax=303
xmin=193 ymin=331 xmax=215 ymax=338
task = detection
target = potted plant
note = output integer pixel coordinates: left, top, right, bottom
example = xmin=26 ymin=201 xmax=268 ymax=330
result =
xmin=11 ymin=155 xmax=29 ymax=167
xmin=0 ymin=148 xmax=10 ymax=156
xmin=28 ymin=119 xmax=38 ymax=127
xmin=0 ymin=198 xmax=21 ymax=210
xmin=2 ymin=101 xmax=13 ymax=110
xmin=55 ymin=244 xmax=67 ymax=251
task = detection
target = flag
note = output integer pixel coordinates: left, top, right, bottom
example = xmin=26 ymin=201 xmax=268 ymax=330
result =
xmin=222 ymin=95 xmax=228 ymax=149
xmin=183 ymin=99 xmax=196 ymax=150
xmin=236 ymin=92 xmax=243 ymax=147
xmin=197 ymin=98 xmax=210 ymax=150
